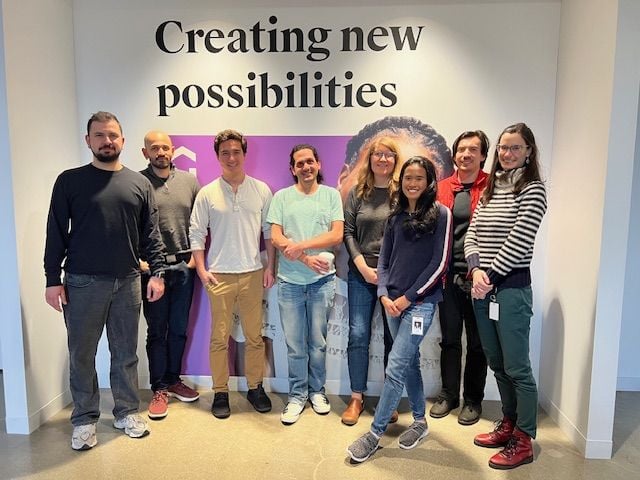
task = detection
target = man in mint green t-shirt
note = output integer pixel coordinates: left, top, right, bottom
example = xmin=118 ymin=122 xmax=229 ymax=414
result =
xmin=267 ymin=144 xmax=344 ymax=425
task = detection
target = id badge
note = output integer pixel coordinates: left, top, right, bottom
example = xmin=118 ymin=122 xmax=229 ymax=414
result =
xmin=412 ymin=315 xmax=424 ymax=335
xmin=489 ymin=294 xmax=499 ymax=321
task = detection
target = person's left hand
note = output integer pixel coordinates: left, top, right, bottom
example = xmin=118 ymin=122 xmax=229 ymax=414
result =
xmin=393 ymin=295 xmax=411 ymax=313
xmin=147 ymin=276 xmax=165 ymax=302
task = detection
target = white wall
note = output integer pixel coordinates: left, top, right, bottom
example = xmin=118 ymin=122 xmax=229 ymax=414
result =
xmin=618 ymin=94 xmax=640 ymax=392
xmin=0 ymin=2 xmax=27 ymax=432
xmin=540 ymin=0 xmax=640 ymax=459
xmin=1 ymin=0 xmax=80 ymax=433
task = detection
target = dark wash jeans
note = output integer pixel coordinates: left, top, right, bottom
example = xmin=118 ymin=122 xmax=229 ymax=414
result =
xmin=63 ymin=273 xmax=141 ymax=426
xmin=141 ymin=265 xmax=195 ymax=392
xmin=437 ymin=273 xmax=487 ymax=405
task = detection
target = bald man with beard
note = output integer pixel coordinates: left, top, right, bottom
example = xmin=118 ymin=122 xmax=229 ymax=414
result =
xmin=140 ymin=131 xmax=201 ymax=420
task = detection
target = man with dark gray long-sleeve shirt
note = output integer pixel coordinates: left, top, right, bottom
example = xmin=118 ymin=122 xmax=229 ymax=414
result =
xmin=139 ymin=131 xmax=201 ymax=420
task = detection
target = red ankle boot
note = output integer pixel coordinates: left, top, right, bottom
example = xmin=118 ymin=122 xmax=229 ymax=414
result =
xmin=488 ymin=428 xmax=534 ymax=470
xmin=474 ymin=417 xmax=515 ymax=448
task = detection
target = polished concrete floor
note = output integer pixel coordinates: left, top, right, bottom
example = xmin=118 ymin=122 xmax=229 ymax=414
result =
xmin=0 ymin=390 xmax=638 ymax=480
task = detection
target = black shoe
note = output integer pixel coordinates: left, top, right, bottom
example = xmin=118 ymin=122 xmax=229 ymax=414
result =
xmin=429 ymin=398 xmax=459 ymax=418
xmin=458 ymin=403 xmax=482 ymax=425
xmin=211 ymin=392 xmax=231 ymax=419
xmin=247 ymin=384 xmax=272 ymax=413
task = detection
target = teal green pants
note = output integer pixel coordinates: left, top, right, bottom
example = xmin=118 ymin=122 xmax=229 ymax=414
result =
xmin=473 ymin=287 xmax=537 ymax=438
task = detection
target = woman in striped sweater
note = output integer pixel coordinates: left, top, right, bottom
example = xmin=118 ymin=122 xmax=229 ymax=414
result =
xmin=464 ymin=123 xmax=547 ymax=470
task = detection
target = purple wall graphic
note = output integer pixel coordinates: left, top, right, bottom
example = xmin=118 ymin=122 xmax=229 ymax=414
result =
xmin=170 ymin=135 xmax=350 ymax=375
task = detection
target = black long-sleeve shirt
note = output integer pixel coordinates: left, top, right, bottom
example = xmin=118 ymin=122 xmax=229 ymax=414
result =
xmin=44 ymin=164 xmax=165 ymax=286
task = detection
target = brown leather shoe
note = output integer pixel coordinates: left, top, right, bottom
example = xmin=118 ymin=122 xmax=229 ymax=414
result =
xmin=474 ymin=417 xmax=515 ymax=448
xmin=341 ymin=398 xmax=364 ymax=426
xmin=488 ymin=428 xmax=534 ymax=470
xmin=389 ymin=410 xmax=399 ymax=424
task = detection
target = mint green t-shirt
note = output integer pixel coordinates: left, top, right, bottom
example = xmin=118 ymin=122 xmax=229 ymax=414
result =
xmin=267 ymin=184 xmax=344 ymax=285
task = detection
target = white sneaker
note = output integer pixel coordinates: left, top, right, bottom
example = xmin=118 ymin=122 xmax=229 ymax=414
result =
xmin=309 ymin=393 xmax=331 ymax=415
xmin=113 ymin=413 xmax=150 ymax=438
xmin=281 ymin=402 xmax=305 ymax=424
xmin=71 ymin=423 xmax=97 ymax=451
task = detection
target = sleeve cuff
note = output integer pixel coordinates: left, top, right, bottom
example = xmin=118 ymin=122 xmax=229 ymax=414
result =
xmin=466 ymin=253 xmax=480 ymax=272
xmin=486 ymin=268 xmax=504 ymax=287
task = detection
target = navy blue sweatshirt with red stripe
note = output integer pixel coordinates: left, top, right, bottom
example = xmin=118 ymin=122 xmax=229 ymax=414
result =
xmin=377 ymin=203 xmax=452 ymax=304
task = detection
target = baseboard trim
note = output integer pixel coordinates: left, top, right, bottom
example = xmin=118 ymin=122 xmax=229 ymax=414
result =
xmin=539 ymin=392 xmax=612 ymax=459
xmin=5 ymin=389 xmax=72 ymax=435
xmin=616 ymin=376 xmax=640 ymax=391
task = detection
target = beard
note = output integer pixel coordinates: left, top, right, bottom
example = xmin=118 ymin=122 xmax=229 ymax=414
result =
xmin=150 ymin=156 xmax=171 ymax=169
xmin=92 ymin=146 xmax=120 ymax=163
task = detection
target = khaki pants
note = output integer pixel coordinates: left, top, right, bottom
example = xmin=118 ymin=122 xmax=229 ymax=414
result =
xmin=206 ymin=270 xmax=264 ymax=392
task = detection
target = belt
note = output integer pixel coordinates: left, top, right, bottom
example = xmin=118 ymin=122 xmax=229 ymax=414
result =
xmin=164 ymin=252 xmax=191 ymax=265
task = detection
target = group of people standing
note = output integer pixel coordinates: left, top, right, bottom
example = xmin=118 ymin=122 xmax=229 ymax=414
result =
xmin=344 ymin=125 xmax=546 ymax=470
xmin=44 ymin=111 xmax=546 ymax=472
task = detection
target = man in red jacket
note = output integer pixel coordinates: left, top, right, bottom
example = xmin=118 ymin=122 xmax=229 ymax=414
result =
xmin=431 ymin=130 xmax=489 ymax=425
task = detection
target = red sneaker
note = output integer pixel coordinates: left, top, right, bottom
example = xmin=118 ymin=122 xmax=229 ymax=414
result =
xmin=488 ymin=428 xmax=534 ymax=470
xmin=168 ymin=381 xmax=200 ymax=402
xmin=474 ymin=417 xmax=515 ymax=448
xmin=148 ymin=390 xmax=169 ymax=419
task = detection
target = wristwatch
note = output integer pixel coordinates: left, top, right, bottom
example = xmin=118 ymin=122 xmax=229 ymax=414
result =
xmin=153 ymin=271 xmax=165 ymax=279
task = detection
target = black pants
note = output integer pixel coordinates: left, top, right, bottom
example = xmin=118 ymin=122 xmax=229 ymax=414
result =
xmin=438 ymin=273 xmax=487 ymax=405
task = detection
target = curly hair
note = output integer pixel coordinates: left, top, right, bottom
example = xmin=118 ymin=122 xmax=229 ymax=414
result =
xmin=344 ymin=116 xmax=452 ymax=180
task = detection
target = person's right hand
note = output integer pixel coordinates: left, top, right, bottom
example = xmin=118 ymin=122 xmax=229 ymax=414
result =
xmin=381 ymin=295 xmax=401 ymax=318
xmin=471 ymin=269 xmax=493 ymax=299
xmin=45 ymin=285 xmax=67 ymax=312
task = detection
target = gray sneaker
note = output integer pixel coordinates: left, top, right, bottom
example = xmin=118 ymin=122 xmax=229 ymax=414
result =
xmin=113 ymin=413 xmax=150 ymax=438
xmin=347 ymin=432 xmax=380 ymax=463
xmin=398 ymin=420 xmax=429 ymax=449
xmin=71 ymin=423 xmax=97 ymax=451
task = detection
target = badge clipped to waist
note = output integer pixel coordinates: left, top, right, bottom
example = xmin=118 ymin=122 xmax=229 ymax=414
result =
xmin=412 ymin=315 xmax=424 ymax=335
xmin=489 ymin=294 xmax=499 ymax=321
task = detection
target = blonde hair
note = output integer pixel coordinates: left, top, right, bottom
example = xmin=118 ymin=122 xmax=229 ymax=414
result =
xmin=356 ymin=137 xmax=401 ymax=200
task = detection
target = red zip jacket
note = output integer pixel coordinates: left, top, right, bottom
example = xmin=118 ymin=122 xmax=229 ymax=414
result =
xmin=436 ymin=170 xmax=488 ymax=217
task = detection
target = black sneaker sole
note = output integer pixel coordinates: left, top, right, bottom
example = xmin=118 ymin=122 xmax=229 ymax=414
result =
xmin=458 ymin=416 xmax=480 ymax=425
xmin=429 ymin=406 xmax=459 ymax=418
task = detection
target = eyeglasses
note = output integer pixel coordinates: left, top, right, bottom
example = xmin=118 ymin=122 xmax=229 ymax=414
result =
xmin=372 ymin=151 xmax=397 ymax=160
xmin=496 ymin=144 xmax=528 ymax=154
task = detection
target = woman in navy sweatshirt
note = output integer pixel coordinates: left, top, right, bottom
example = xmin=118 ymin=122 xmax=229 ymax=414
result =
xmin=347 ymin=156 xmax=452 ymax=463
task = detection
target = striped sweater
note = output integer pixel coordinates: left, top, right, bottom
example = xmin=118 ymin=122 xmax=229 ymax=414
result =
xmin=464 ymin=170 xmax=547 ymax=288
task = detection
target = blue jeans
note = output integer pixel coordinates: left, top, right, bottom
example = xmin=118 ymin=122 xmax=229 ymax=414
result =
xmin=371 ymin=301 xmax=435 ymax=437
xmin=347 ymin=270 xmax=393 ymax=393
xmin=141 ymin=264 xmax=195 ymax=391
xmin=277 ymin=275 xmax=336 ymax=404
xmin=63 ymin=273 xmax=141 ymax=426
